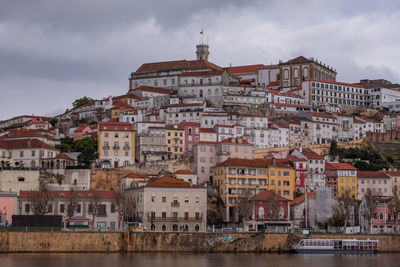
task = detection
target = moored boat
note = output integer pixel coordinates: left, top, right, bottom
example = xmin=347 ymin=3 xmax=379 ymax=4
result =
xmin=294 ymin=238 xmax=379 ymax=253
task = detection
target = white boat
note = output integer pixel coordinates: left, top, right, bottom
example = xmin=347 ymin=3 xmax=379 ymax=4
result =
xmin=294 ymin=238 xmax=379 ymax=253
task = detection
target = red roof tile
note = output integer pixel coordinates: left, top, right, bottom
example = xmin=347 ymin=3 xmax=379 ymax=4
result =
xmin=358 ymin=171 xmax=389 ymax=179
xmin=251 ymin=190 xmax=288 ymax=202
xmin=133 ymin=85 xmax=171 ymax=95
xmin=146 ymin=174 xmax=203 ymax=188
xmin=200 ymin=128 xmax=216 ymax=133
xmin=226 ymin=64 xmax=266 ymax=74
xmin=175 ymin=170 xmax=195 ymax=175
xmin=220 ymin=137 xmax=251 ymax=145
xmin=300 ymin=148 xmax=324 ymax=160
xmin=325 ymin=162 xmax=357 ymax=170
xmin=215 ymin=158 xmax=268 ymax=168
xmin=0 ymin=139 xmax=58 ymax=151
xmin=305 ymin=111 xmax=336 ymax=119
xmin=98 ymin=122 xmax=133 ymax=131
xmin=134 ymin=60 xmax=222 ymax=74
xmin=179 ymin=70 xmax=224 ymax=77
xmin=290 ymin=191 xmax=316 ymax=206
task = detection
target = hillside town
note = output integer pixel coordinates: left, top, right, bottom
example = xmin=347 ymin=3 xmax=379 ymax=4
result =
xmin=2 ymin=42 xmax=400 ymax=235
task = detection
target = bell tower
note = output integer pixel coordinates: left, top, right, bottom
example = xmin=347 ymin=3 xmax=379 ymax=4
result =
xmin=196 ymin=44 xmax=209 ymax=61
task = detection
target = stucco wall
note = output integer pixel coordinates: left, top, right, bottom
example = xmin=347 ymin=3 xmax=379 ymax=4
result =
xmin=0 ymin=231 xmax=400 ymax=253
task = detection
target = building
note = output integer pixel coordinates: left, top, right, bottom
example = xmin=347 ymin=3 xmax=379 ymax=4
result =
xmin=247 ymin=190 xmax=291 ymax=232
xmin=384 ymin=171 xmax=400 ymax=192
xmin=279 ymin=56 xmax=336 ymax=90
xmin=166 ymin=125 xmax=185 ymax=160
xmin=98 ymin=122 xmax=135 ymax=168
xmin=297 ymin=111 xmax=338 ymax=145
xmin=17 ymin=190 xmax=119 ymax=229
xmin=357 ymin=171 xmax=392 ymax=199
xmin=73 ymin=123 xmax=93 ymax=141
xmin=174 ymin=170 xmax=198 ymax=185
xmin=214 ymin=158 xmax=294 ymax=222
xmin=333 ymin=113 xmax=355 ymax=141
xmin=287 ymin=155 xmax=308 ymax=193
xmin=291 ymin=148 xmax=326 ymax=190
xmin=135 ymin=126 xmax=167 ymax=163
xmin=300 ymin=79 xmax=366 ymax=108
xmin=179 ymin=122 xmax=199 ymax=157
xmin=325 ymin=163 xmax=357 ymax=198
xmin=124 ymin=175 xmax=207 ymax=232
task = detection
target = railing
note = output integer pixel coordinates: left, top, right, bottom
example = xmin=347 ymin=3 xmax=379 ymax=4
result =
xmin=171 ymin=201 xmax=180 ymax=207
xmin=103 ymin=145 xmax=110 ymax=150
xmin=113 ymin=146 xmax=120 ymax=150
xmin=217 ymin=151 xmax=230 ymax=155
xmin=123 ymin=146 xmax=130 ymax=150
xmin=147 ymin=215 xmax=203 ymax=222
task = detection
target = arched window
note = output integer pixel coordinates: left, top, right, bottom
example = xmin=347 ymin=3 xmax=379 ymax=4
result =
xmin=150 ymin=224 xmax=156 ymax=231
xmin=195 ymin=224 xmax=200 ymax=232
xmin=123 ymin=160 xmax=130 ymax=166
xmin=188 ymin=128 xmax=192 ymax=135
xmin=258 ymin=207 xmax=264 ymax=219
xmin=278 ymin=207 xmax=284 ymax=219
xmin=284 ymin=69 xmax=289 ymax=79
xmin=162 ymin=224 xmax=166 ymax=231
xmin=183 ymin=224 xmax=189 ymax=232
xmin=201 ymin=167 xmax=205 ymax=173
xmin=172 ymin=224 xmax=178 ymax=231
xmin=294 ymin=68 xmax=299 ymax=78
xmin=215 ymin=88 xmax=219 ymax=95
xmin=199 ymin=89 xmax=203 ymax=97
xmin=303 ymin=67 xmax=309 ymax=78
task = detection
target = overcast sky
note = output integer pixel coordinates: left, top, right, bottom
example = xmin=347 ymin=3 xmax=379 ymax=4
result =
xmin=1 ymin=0 xmax=400 ymax=120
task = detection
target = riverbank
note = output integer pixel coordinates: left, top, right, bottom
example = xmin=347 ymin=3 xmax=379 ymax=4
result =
xmin=1 ymin=231 xmax=400 ymax=253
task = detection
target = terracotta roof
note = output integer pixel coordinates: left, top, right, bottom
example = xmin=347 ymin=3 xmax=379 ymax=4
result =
xmin=358 ymin=171 xmax=390 ymax=179
xmin=123 ymin=172 xmax=151 ymax=179
xmin=353 ymin=118 xmax=366 ymax=124
xmin=75 ymin=123 xmax=90 ymax=133
xmin=112 ymin=99 xmax=133 ymax=109
xmin=200 ymin=128 xmax=216 ymax=133
xmin=384 ymin=171 xmax=400 ymax=176
xmin=357 ymin=116 xmax=381 ymax=123
xmin=251 ymin=190 xmax=288 ymax=202
xmin=113 ymin=94 xmax=141 ymax=101
xmin=269 ymin=121 xmax=289 ymax=129
xmin=0 ymin=130 xmax=56 ymax=141
xmin=0 ymin=139 xmax=58 ymax=151
xmin=215 ymin=158 xmax=268 ymax=168
xmin=133 ymin=86 xmax=171 ymax=95
xmin=226 ymin=64 xmax=266 ymax=74
xmin=325 ymin=162 xmax=357 ymax=170
xmin=179 ymin=70 xmax=224 ymax=77
xmin=305 ymin=112 xmax=336 ymax=119
xmin=299 ymin=148 xmax=324 ymax=160
xmin=220 ymin=137 xmax=251 ymax=145
xmin=268 ymin=102 xmax=312 ymax=109
xmin=286 ymin=155 xmax=308 ymax=162
xmin=145 ymin=174 xmax=203 ymax=188
xmin=268 ymin=81 xmax=280 ymax=86
xmin=174 ymin=170 xmax=195 ymax=175
xmin=215 ymin=124 xmax=233 ymax=128
xmin=179 ymin=122 xmax=200 ymax=127
xmin=309 ymin=79 xmax=363 ymax=88
xmin=53 ymin=153 xmax=74 ymax=161
xmin=134 ymin=60 xmax=222 ymax=74
xmin=19 ymin=190 xmax=116 ymax=198
xmin=282 ymin=56 xmax=310 ymax=65
xmin=98 ymin=122 xmax=133 ymax=131
xmin=290 ymin=191 xmax=316 ymax=206
xmin=166 ymin=124 xmax=184 ymax=130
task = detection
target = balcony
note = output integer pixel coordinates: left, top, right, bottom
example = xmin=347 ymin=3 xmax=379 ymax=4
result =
xmin=171 ymin=201 xmax=180 ymax=207
xmin=103 ymin=145 xmax=110 ymax=150
xmin=123 ymin=145 xmax=130 ymax=150
xmin=113 ymin=146 xmax=120 ymax=150
xmin=147 ymin=215 xmax=203 ymax=222
xmin=217 ymin=151 xmax=230 ymax=155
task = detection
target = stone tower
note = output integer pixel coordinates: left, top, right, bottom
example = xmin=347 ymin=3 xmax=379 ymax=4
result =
xmin=196 ymin=44 xmax=209 ymax=61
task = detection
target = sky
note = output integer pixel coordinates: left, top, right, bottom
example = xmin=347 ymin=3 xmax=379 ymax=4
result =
xmin=1 ymin=0 xmax=400 ymax=120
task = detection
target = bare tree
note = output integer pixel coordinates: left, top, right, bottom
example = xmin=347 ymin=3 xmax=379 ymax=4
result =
xmin=332 ymin=190 xmax=356 ymax=233
xmin=361 ymin=190 xmax=379 ymax=233
xmin=29 ymin=186 xmax=53 ymax=215
xmin=113 ymin=192 xmax=136 ymax=230
xmin=66 ymin=190 xmax=79 ymax=219
xmin=388 ymin=187 xmax=400 ymax=233
xmin=265 ymin=194 xmax=279 ymax=221
xmin=236 ymin=190 xmax=254 ymax=224
xmin=88 ymin=191 xmax=101 ymax=229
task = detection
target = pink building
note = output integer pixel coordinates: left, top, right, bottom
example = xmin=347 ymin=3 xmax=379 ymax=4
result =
xmin=179 ymin=122 xmax=200 ymax=157
xmin=194 ymin=137 xmax=254 ymax=184
xmin=286 ymin=155 xmax=308 ymax=193
xmin=73 ymin=123 xmax=92 ymax=141
xmin=360 ymin=196 xmax=400 ymax=233
xmin=0 ymin=192 xmax=18 ymax=225
xmin=358 ymin=171 xmax=392 ymax=199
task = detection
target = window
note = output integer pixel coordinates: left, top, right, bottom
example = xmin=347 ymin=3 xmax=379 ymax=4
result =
xmin=60 ymin=204 xmax=65 ymax=213
xmin=18 ymin=177 xmax=25 ymax=182
xmin=114 ymin=133 xmax=119 ymax=138
xmin=77 ymin=204 xmax=81 ymax=213
xmin=20 ymin=151 xmax=24 ymax=157
xmin=162 ymin=196 xmax=166 ymax=202
xmin=151 ymin=195 xmax=156 ymax=202
xmin=111 ymin=204 xmax=116 ymax=213
xmin=162 ymin=212 xmax=166 ymax=218
xmin=25 ymin=204 xmax=30 ymax=213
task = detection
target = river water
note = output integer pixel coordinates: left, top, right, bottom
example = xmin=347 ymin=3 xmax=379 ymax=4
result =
xmin=0 ymin=253 xmax=399 ymax=267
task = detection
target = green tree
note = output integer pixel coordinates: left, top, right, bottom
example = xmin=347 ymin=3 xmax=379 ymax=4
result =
xmin=54 ymin=173 xmax=65 ymax=185
xmin=49 ymin=118 xmax=58 ymax=127
xmin=73 ymin=96 xmax=94 ymax=109
xmin=55 ymin=137 xmax=75 ymax=152
xmin=329 ymin=140 xmax=338 ymax=156
xmin=75 ymin=137 xmax=98 ymax=168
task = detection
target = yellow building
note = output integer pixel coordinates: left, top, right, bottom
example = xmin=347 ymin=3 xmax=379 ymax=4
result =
xmin=98 ymin=122 xmax=135 ymax=168
xmin=166 ymin=125 xmax=185 ymax=160
xmin=214 ymin=158 xmax=295 ymax=221
xmin=326 ymin=163 xmax=357 ymax=198
xmin=110 ymin=99 xmax=135 ymax=120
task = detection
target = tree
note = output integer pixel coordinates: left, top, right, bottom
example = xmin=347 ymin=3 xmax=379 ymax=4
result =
xmin=236 ymin=190 xmax=253 ymax=224
xmin=55 ymin=137 xmax=74 ymax=153
xmin=265 ymin=194 xmax=279 ymax=220
xmin=75 ymin=137 xmax=98 ymax=168
xmin=54 ymin=173 xmax=65 ymax=185
xmin=205 ymin=99 xmax=214 ymax=107
xmin=388 ymin=187 xmax=400 ymax=233
xmin=66 ymin=190 xmax=79 ymax=219
xmin=113 ymin=192 xmax=136 ymax=230
xmin=329 ymin=140 xmax=338 ymax=157
xmin=88 ymin=192 xmax=101 ymax=229
xmin=331 ymin=191 xmax=356 ymax=232
xmin=29 ymin=186 xmax=53 ymax=215
xmin=73 ymin=96 xmax=94 ymax=109
xmin=361 ymin=190 xmax=379 ymax=233
xmin=49 ymin=118 xmax=58 ymax=127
